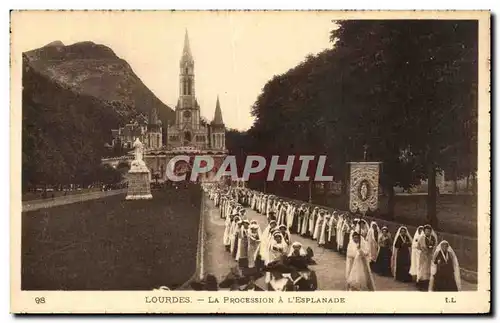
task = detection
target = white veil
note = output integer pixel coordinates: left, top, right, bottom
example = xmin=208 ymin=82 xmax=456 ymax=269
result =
xmin=267 ymin=231 xmax=288 ymax=264
xmin=366 ymin=221 xmax=380 ymax=262
xmin=288 ymin=241 xmax=307 ymax=256
xmin=391 ymin=226 xmax=413 ymax=277
xmin=429 ymin=240 xmax=461 ymax=291
xmin=412 ymin=226 xmax=424 ymax=246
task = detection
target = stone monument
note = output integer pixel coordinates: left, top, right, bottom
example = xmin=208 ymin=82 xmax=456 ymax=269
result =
xmin=125 ymin=138 xmax=153 ymax=200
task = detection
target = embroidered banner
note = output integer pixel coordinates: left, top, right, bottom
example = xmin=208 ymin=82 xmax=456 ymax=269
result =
xmin=348 ymin=162 xmax=381 ymax=215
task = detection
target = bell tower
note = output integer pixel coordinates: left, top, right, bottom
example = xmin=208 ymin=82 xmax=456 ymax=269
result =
xmin=210 ymin=95 xmax=225 ymax=150
xmin=179 ymin=29 xmax=195 ymax=100
xmin=176 ymin=29 xmax=201 ymax=145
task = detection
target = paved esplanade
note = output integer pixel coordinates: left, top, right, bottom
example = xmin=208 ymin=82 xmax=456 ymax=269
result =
xmin=203 ymin=193 xmax=476 ymax=291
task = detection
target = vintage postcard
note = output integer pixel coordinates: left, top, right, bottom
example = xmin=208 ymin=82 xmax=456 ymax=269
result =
xmin=10 ymin=10 xmax=490 ymax=314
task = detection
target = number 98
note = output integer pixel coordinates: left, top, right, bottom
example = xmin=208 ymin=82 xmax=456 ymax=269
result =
xmin=35 ymin=297 xmax=45 ymax=304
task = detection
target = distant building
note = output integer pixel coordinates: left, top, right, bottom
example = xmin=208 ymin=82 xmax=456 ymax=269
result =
xmin=166 ymin=29 xmax=225 ymax=150
xmin=103 ymin=29 xmax=227 ymax=183
xmin=110 ymin=110 xmax=163 ymax=150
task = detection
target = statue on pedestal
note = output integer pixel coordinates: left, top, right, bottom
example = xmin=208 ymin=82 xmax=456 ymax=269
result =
xmin=129 ymin=138 xmax=148 ymax=171
xmin=133 ymin=137 xmax=144 ymax=162
xmin=126 ymin=138 xmax=152 ymax=200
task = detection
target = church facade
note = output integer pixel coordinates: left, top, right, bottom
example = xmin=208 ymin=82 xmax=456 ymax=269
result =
xmin=165 ymin=30 xmax=226 ymax=151
xmin=103 ymin=30 xmax=227 ymax=183
xmin=110 ymin=109 xmax=163 ymax=150
xmin=141 ymin=30 xmax=227 ymax=183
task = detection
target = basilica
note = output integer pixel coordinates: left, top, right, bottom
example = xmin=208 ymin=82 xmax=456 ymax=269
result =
xmin=106 ymin=30 xmax=227 ymax=182
xmin=166 ymin=30 xmax=226 ymax=151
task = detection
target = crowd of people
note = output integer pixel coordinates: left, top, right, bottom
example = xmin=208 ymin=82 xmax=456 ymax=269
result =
xmin=201 ymin=183 xmax=462 ymax=292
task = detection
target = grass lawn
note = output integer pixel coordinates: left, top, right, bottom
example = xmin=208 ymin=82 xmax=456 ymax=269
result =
xmin=22 ymin=185 xmax=201 ymax=290
xmin=22 ymin=188 xmax=102 ymax=202
xmin=322 ymin=193 xmax=477 ymax=237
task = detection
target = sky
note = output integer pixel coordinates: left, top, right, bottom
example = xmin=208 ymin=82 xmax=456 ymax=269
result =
xmin=11 ymin=11 xmax=335 ymax=130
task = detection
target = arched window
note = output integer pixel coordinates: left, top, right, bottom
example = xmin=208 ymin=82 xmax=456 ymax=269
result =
xmin=185 ymin=67 xmax=189 ymax=75
xmin=187 ymin=78 xmax=192 ymax=95
xmin=184 ymin=131 xmax=192 ymax=143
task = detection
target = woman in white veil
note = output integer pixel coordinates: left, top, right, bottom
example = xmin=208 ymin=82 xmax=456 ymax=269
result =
xmin=409 ymin=226 xmax=424 ymax=279
xmin=248 ymin=221 xmax=263 ymax=270
xmin=278 ymin=224 xmax=291 ymax=245
xmin=346 ymin=231 xmax=375 ymax=291
xmin=326 ymin=212 xmax=338 ymax=250
xmin=391 ymin=226 xmax=413 ymax=282
xmin=336 ymin=215 xmax=344 ymax=252
xmin=340 ymin=218 xmax=352 ymax=255
xmin=229 ymin=216 xmax=241 ymax=256
xmin=300 ymin=206 xmax=310 ymax=236
xmin=429 ymin=240 xmax=461 ymax=291
xmin=366 ymin=221 xmax=380 ymax=268
xmin=260 ymin=220 xmax=277 ymax=263
xmin=416 ymin=224 xmax=439 ymax=291
xmin=312 ymin=211 xmax=324 ymax=241
xmin=288 ymin=241 xmax=307 ymax=257
xmin=223 ymin=212 xmax=236 ymax=252
xmin=308 ymin=207 xmax=319 ymax=237
xmin=318 ymin=213 xmax=331 ymax=247
xmin=267 ymin=231 xmax=288 ymax=264
xmin=265 ymin=231 xmax=288 ymax=284
xmin=359 ymin=219 xmax=369 ymax=240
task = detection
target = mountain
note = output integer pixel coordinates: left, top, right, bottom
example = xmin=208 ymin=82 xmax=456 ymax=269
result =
xmin=22 ymin=41 xmax=174 ymax=190
xmin=23 ymin=41 xmax=174 ymax=123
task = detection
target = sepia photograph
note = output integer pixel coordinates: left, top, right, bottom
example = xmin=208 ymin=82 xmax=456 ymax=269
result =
xmin=10 ymin=10 xmax=490 ymax=314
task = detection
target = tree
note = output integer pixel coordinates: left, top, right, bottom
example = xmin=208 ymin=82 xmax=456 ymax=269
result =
xmin=230 ymin=20 xmax=477 ymax=229
xmin=97 ymin=165 xmax=123 ymax=185
xmin=116 ymin=161 xmax=130 ymax=174
xmin=22 ymin=54 xmax=130 ymax=190
xmin=330 ymin=20 xmax=478 ymax=226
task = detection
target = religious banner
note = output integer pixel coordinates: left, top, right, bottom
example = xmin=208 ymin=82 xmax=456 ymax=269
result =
xmin=348 ymin=162 xmax=382 ymax=215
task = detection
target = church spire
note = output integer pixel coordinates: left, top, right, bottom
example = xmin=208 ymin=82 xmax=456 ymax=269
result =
xmin=181 ymin=29 xmax=193 ymax=64
xmin=212 ymin=95 xmax=224 ymax=125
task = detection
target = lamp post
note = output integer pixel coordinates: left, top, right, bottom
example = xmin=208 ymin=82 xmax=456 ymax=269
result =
xmin=308 ymin=179 xmax=312 ymax=203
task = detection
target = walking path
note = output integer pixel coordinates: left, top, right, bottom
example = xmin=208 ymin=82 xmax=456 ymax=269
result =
xmin=22 ymin=189 xmax=127 ymax=212
xmin=203 ymin=193 xmax=477 ymax=291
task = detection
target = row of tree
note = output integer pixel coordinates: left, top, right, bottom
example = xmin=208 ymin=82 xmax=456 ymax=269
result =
xmin=226 ymin=20 xmax=478 ymax=228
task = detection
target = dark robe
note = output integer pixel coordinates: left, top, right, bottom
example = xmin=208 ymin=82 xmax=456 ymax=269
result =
xmin=394 ymin=235 xmax=412 ymax=282
xmin=284 ymin=257 xmax=318 ymax=291
xmin=341 ymin=231 xmax=350 ymax=255
xmin=232 ymin=229 xmax=240 ymax=259
xmin=325 ymin=220 xmax=337 ymax=250
xmin=375 ymin=235 xmax=393 ymax=276
xmin=290 ymin=269 xmax=318 ymax=291
xmin=285 ymin=255 xmax=309 ymax=270
xmin=237 ymin=229 xmax=250 ymax=269
xmin=431 ymin=251 xmax=458 ymax=291
xmin=219 ymin=200 xmax=224 ymax=218
xmin=290 ymin=209 xmax=300 ymax=234
xmin=369 ymin=228 xmax=379 ymax=272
